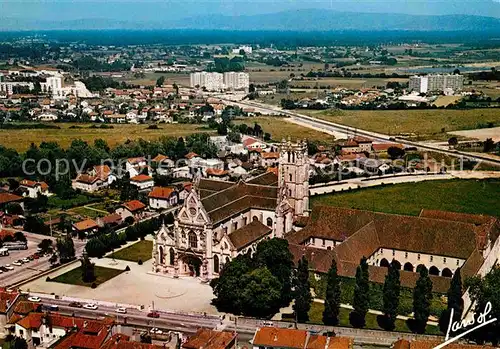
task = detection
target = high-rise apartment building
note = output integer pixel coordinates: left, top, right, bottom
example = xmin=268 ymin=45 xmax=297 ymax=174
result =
xmin=190 ymin=72 xmax=224 ymax=91
xmin=223 ymin=72 xmax=250 ymax=91
xmin=409 ymin=74 xmax=464 ymax=93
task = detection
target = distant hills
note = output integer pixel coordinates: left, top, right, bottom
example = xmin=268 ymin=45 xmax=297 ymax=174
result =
xmin=2 ymin=9 xmax=500 ymax=32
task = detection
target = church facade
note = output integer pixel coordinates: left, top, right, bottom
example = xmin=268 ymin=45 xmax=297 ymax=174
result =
xmin=152 ymin=139 xmax=309 ymax=280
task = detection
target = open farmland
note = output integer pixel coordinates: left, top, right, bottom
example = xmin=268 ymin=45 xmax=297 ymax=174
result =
xmin=304 ymin=108 xmax=500 ymax=141
xmin=0 ymin=123 xmax=214 ymax=152
xmin=234 ymin=116 xmax=334 ymax=144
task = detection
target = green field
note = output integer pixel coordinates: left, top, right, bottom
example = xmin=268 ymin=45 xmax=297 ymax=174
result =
xmin=234 ymin=117 xmax=333 ymax=144
xmin=51 ymin=266 xmax=125 ymax=287
xmin=311 ymin=179 xmax=500 ymax=217
xmin=0 ymin=123 xmax=213 ymax=152
xmin=307 ymin=302 xmax=442 ymax=335
xmin=109 ymin=240 xmax=153 ymax=262
xmin=304 ymin=109 xmax=500 ymax=141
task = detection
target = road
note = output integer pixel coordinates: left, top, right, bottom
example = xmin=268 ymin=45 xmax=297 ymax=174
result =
xmin=0 ymin=231 xmax=86 ymax=287
xmin=219 ymin=97 xmax=500 ymax=167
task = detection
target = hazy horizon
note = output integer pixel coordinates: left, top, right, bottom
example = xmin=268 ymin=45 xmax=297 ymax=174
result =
xmin=2 ymin=0 xmax=500 ymax=25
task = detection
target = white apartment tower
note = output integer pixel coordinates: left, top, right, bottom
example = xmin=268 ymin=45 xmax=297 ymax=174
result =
xmin=409 ymin=74 xmax=464 ymax=94
xmin=223 ymin=72 xmax=250 ymax=91
xmin=190 ymin=72 xmax=224 ymax=91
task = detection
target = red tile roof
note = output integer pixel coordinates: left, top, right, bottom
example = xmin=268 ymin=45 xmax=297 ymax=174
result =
xmin=73 ymin=219 xmax=99 ymax=231
xmin=372 ymin=143 xmax=404 ymax=152
xmin=76 ymin=174 xmax=100 ymax=185
xmin=130 ymin=174 xmax=153 ymax=182
xmin=0 ymin=288 xmax=18 ymax=313
xmin=185 ymin=152 xmax=199 ymax=159
xmin=148 ymin=187 xmax=176 ymax=199
xmin=253 ymin=327 xmax=307 ymax=349
xmin=0 ymin=192 xmax=23 ymax=205
xmin=206 ymin=168 xmax=229 ymax=176
xmin=183 ymin=329 xmax=236 ymax=349
xmin=123 ymin=200 xmax=146 ymax=212
xmin=261 ymin=152 xmax=279 ymax=159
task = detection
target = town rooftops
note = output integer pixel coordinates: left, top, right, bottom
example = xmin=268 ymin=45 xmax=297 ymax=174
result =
xmin=183 ymin=329 xmax=236 ymax=349
xmin=261 ymin=152 xmax=279 ymax=159
xmin=206 ymin=168 xmax=229 ymax=177
xmin=148 ymin=186 xmax=176 ymax=199
xmin=75 ymin=174 xmax=100 ymax=185
xmin=73 ymin=219 xmax=99 ymax=231
xmin=392 ymin=339 xmax=494 ymax=349
xmin=185 ymin=152 xmax=200 ymax=160
xmin=152 ymin=154 xmax=169 ymax=163
xmin=123 ymin=200 xmax=146 ymax=212
xmin=0 ymin=287 xmax=19 ymax=313
xmin=228 ymin=220 xmax=272 ymax=251
xmin=101 ymin=334 xmax=164 ymax=349
xmin=127 ymin=157 xmax=146 ymax=165
xmin=372 ymin=143 xmax=404 ymax=152
xmin=252 ymin=327 xmax=308 ymax=349
xmin=19 ymin=179 xmax=49 ymax=190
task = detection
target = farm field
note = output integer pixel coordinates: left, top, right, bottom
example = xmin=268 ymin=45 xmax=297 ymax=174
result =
xmin=0 ymin=123 xmax=214 ymax=152
xmin=304 ymin=108 xmax=500 ymax=141
xmin=311 ymin=179 xmax=500 ymax=217
xmin=234 ymin=117 xmax=333 ymax=144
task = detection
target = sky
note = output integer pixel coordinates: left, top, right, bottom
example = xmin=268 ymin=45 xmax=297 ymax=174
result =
xmin=1 ymin=0 xmax=500 ymax=22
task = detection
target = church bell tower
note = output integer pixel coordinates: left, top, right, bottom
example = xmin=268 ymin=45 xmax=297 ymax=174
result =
xmin=278 ymin=138 xmax=309 ymax=217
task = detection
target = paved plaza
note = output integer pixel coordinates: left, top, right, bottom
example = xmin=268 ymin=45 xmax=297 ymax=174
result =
xmin=21 ymin=257 xmax=219 ymax=315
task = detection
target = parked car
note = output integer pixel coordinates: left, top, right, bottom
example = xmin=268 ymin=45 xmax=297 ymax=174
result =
xmin=83 ymin=303 xmax=98 ymax=310
xmin=28 ymin=296 xmax=41 ymax=302
xmin=22 ymin=258 xmax=30 ymax=263
xmin=116 ymin=307 xmax=127 ymax=314
xmin=69 ymin=302 xmax=83 ymax=308
xmin=43 ymin=304 xmax=59 ymax=311
xmin=4 ymin=264 xmax=14 ymax=270
xmin=147 ymin=311 xmax=160 ymax=318
xmin=150 ymin=328 xmax=163 ymax=334
xmin=12 ymin=261 xmax=22 ymax=266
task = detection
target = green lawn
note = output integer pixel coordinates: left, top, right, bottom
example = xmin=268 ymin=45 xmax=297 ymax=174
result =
xmin=48 ymin=194 xmax=101 ymax=210
xmin=68 ymin=206 xmax=106 ymax=219
xmin=311 ymin=179 xmax=500 ymax=217
xmin=50 ymin=266 xmax=125 ymax=287
xmin=308 ymin=302 xmax=442 ymax=336
xmin=108 ymin=240 xmax=153 ymax=262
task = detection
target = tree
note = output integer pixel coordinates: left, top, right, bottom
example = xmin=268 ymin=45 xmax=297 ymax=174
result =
xmin=38 ymin=239 xmax=53 ymax=254
xmin=49 ymin=252 xmax=58 ymax=265
xmin=453 ymin=69 xmax=461 ymax=75
xmin=81 ymin=251 xmax=96 ymax=283
xmin=448 ymin=137 xmax=458 ymax=147
xmin=56 ymin=235 xmax=76 ymax=263
xmin=156 ymin=76 xmax=165 ymax=87
xmin=387 ymin=146 xmax=405 ymax=160
xmin=240 ymin=267 xmax=282 ymax=317
xmin=254 ymin=238 xmax=294 ymax=304
xmin=323 ymin=258 xmax=341 ymax=326
xmin=350 ymin=257 xmax=370 ymax=328
xmin=14 ymin=231 xmax=26 ymax=243
xmin=484 ymin=138 xmax=495 ymax=152
xmin=6 ymin=202 xmax=23 ymax=215
xmin=467 ymin=267 xmax=500 ymax=344
xmin=412 ymin=266 xmax=433 ymax=334
xmin=294 ymin=256 xmax=312 ymax=323
xmin=439 ymin=268 xmax=463 ymax=333
xmin=382 ymin=260 xmax=401 ymax=331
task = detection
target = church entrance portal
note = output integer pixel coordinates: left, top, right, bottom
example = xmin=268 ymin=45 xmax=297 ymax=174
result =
xmin=180 ymin=254 xmax=202 ymax=277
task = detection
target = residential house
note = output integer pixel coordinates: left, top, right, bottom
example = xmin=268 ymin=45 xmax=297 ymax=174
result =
xmin=19 ymin=180 xmax=49 ymax=199
xmin=106 ymin=114 xmax=127 ymax=123
xmin=252 ymin=327 xmax=353 ymax=349
xmin=116 ymin=200 xmax=147 ymax=221
xmin=97 ymin=213 xmax=123 ymax=228
xmin=72 ymin=174 xmax=107 ymax=193
xmin=152 ymin=154 xmax=175 ymax=176
xmin=183 ymin=329 xmax=236 ymax=349
xmin=72 ymin=219 xmax=99 ymax=237
xmin=243 ymin=137 xmax=267 ymax=151
xmin=372 ymin=143 xmax=404 ymax=155
xmin=0 ymin=288 xmax=20 ymax=337
xmin=148 ymin=187 xmax=179 ymax=210
xmin=125 ymin=157 xmax=151 ymax=178
xmin=0 ymin=192 xmax=24 ymax=211
xmin=177 ymin=182 xmax=192 ymax=203
xmin=260 ymin=152 xmax=279 ymax=168
xmin=130 ymin=175 xmax=154 ymax=191
xmin=205 ymin=169 xmax=230 ymax=181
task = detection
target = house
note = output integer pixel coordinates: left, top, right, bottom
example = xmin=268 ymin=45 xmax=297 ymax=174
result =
xmin=152 ymin=154 xmax=175 ymax=176
xmin=18 ymin=180 xmax=49 ymax=199
xmin=372 ymin=143 xmax=404 ymax=155
xmin=97 ymin=213 xmax=123 ymax=228
xmin=229 ymin=165 xmax=248 ymax=178
xmin=357 ymin=158 xmax=391 ymax=174
xmin=339 ymin=139 xmax=359 ymax=154
xmin=72 ymin=174 xmax=107 ymax=193
xmin=36 ymin=112 xmax=58 ymax=121
xmin=260 ymin=152 xmax=279 ymax=168
xmin=205 ymin=168 xmax=230 ymax=181
xmin=116 ymin=200 xmax=147 ymax=221
xmin=251 ymin=327 xmax=353 ymax=349
xmin=90 ymin=165 xmax=116 ymax=185
xmin=101 ymin=334 xmax=164 ymax=349
xmin=106 ymin=114 xmax=127 ymax=123
xmin=352 ymin=136 xmax=373 ymax=153
xmin=243 ymin=137 xmax=267 ymax=151
xmin=72 ymin=219 xmax=99 ymax=237
xmin=392 ymin=339 xmax=492 ymax=349
xmin=0 ymin=192 xmax=24 ymax=211
xmin=148 ymin=187 xmax=179 ymax=210
xmin=0 ymin=288 xmax=20 ymax=337
xmin=177 ymin=182 xmax=192 ymax=203
xmin=183 ymin=329 xmax=236 ymax=349
xmin=125 ymin=157 xmax=150 ymax=178
xmin=130 ymin=175 xmax=154 ymax=191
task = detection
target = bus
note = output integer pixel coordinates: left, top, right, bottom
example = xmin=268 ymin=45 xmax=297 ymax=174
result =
xmin=3 ymin=242 xmax=28 ymax=250
xmin=0 ymin=248 xmax=8 ymax=256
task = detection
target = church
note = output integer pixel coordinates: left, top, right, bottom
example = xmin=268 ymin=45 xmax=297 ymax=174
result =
xmin=152 ymin=139 xmax=310 ymax=280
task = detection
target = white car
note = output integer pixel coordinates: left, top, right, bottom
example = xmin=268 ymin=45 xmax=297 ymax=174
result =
xmin=12 ymin=261 xmax=22 ymax=266
xmin=4 ymin=265 xmax=14 ymax=270
xmin=116 ymin=307 xmax=127 ymax=314
xmin=28 ymin=296 xmax=41 ymax=302
xmin=83 ymin=303 xmax=98 ymax=310
xmin=22 ymin=258 xmax=30 ymax=263
xmin=150 ymin=328 xmax=163 ymax=335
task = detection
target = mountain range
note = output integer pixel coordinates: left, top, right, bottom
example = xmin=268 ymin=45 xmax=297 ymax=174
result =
xmin=2 ymin=9 xmax=500 ymax=31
